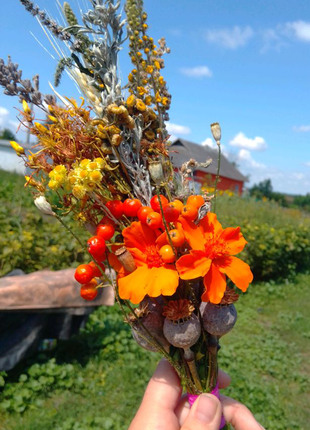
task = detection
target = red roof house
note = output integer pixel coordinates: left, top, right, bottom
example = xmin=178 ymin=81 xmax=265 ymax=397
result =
xmin=170 ymin=139 xmax=247 ymax=195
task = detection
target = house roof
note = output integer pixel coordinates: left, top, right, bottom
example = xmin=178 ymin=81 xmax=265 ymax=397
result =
xmin=169 ymin=138 xmax=247 ymax=182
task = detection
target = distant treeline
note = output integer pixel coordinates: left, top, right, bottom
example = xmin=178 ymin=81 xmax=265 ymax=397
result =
xmin=249 ymin=179 xmax=310 ymax=211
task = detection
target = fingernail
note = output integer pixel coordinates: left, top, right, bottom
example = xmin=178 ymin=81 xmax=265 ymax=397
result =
xmin=194 ymin=394 xmax=219 ymax=424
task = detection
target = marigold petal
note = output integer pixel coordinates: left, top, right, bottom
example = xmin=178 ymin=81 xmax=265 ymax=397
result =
xmin=179 ymin=217 xmax=206 ymax=251
xmin=116 ymin=266 xmax=127 ymax=279
xmin=118 ymin=266 xmax=150 ymax=303
xmin=123 ymin=221 xmax=157 ymax=251
xmin=202 ymin=263 xmax=226 ymax=304
xmin=145 ymin=265 xmax=179 ymax=298
xmin=108 ymin=252 xmax=123 ymax=272
xmin=220 ymin=227 xmax=247 ymax=255
xmin=126 ymin=247 xmax=147 ymax=266
xmin=216 ymin=256 xmax=253 ymax=292
xmin=118 ymin=265 xmax=179 ymax=304
xmin=176 ymin=250 xmax=211 ymax=280
xmin=199 ymin=212 xmax=223 ymax=238
xmin=156 ymin=231 xmax=168 ymax=249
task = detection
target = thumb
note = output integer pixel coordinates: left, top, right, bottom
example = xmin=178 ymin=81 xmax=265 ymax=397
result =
xmin=181 ymin=394 xmax=222 ymax=430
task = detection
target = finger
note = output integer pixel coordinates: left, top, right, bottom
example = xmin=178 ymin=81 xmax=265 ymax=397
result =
xmin=175 ymin=370 xmax=231 ymax=426
xmin=175 ymin=394 xmax=190 ymax=425
xmin=180 ymin=394 xmax=222 ymax=430
xmin=176 ymin=370 xmax=230 ymax=426
xmin=221 ymin=395 xmax=265 ymax=430
xmin=218 ymin=369 xmax=231 ymax=389
xmin=129 ymin=359 xmax=182 ymax=430
xmin=141 ymin=359 xmax=182 ymax=411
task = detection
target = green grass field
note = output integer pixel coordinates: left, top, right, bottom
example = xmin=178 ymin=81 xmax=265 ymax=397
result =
xmin=1 ymin=170 xmax=309 ymax=429
xmin=0 ymin=274 xmax=309 ymax=430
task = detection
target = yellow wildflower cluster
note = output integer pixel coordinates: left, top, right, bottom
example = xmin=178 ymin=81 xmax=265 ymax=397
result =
xmin=67 ymin=158 xmax=105 ymax=199
xmin=48 ymin=165 xmax=67 ymax=190
xmin=125 ymin=0 xmax=171 ymax=121
xmin=202 ymin=186 xmax=235 ymax=197
xmin=125 ymin=95 xmax=158 ymax=141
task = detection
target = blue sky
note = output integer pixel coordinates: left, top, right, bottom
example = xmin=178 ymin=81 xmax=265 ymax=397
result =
xmin=1 ymin=0 xmax=310 ymax=194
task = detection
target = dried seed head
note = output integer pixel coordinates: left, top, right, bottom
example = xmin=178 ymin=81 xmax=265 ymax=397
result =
xmin=148 ymin=161 xmax=164 ymax=184
xmin=210 ymin=122 xmax=221 ymax=143
xmin=115 ymin=247 xmax=136 ymax=272
xmin=34 ymin=195 xmax=55 ymax=216
xmin=131 ymin=303 xmax=169 ymax=352
xmin=202 ymin=303 xmax=237 ymax=337
xmin=111 ymin=134 xmax=122 ymax=146
xmin=163 ymin=313 xmax=201 ymax=349
xmin=163 ymin=299 xmax=195 ymax=322
xmin=220 ymin=287 xmax=239 ymax=305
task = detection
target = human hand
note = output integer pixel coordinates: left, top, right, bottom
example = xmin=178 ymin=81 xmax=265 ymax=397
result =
xmin=129 ymin=359 xmax=265 ymax=430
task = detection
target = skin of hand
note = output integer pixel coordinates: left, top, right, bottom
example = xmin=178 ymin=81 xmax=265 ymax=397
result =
xmin=129 ymin=359 xmax=265 ymax=430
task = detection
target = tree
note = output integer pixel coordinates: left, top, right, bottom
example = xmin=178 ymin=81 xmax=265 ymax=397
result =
xmin=0 ymin=128 xmax=16 ymax=141
xmin=249 ymin=179 xmax=273 ymax=199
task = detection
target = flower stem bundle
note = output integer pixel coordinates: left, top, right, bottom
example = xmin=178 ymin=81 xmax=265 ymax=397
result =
xmin=1 ymin=0 xmax=254 ymax=413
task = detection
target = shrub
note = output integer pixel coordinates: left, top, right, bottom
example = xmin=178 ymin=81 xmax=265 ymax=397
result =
xmin=217 ymin=195 xmax=310 ymax=281
xmin=0 ymin=170 xmax=89 ymax=276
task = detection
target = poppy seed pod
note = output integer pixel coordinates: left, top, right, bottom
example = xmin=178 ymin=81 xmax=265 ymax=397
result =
xmin=210 ymin=122 xmax=221 ymax=143
xmin=131 ymin=303 xmax=169 ymax=352
xmin=148 ymin=160 xmax=164 ymax=184
xmin=202 ymin=303 xmax=237 ymax=337
xmin=163 ymin=313 xmax=201 ymax=349
xmin=115 ymin=247 xmax=136 ymax=272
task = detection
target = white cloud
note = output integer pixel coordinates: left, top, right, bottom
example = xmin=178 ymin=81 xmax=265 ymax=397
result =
xmin=205 ymin=26 xmax=254 ymax=49
xmin=261 ymin=21 xmax=310 ymax=52
xmin=201 ymin=137 xmax=216 ymax=149
xmin=0 ymin=106 xmax=19 ymax=134
xmin=230 ymin=132 xmax=267 ymax=151
xmin=179 ymin=66 xmax=212 ymax=78
xmin=201 ymin=137 xmax=229 ymax=157
xmin=292 ymin=172 xmax=305 ymax=180
xmin=260 ymin=28 xmax=288 ymax=53
xmin=169 ymin=29 xmax=182 ymax=37
xmin=166 ymin=122 xmax=191 ymax=136
xmin=167 ymin=122 xmax=191 ymax=141
xmin=293 ymin=125 xmax=310 ymax=132
xmin=237 ymin=149 xmax=266 ymax=169
xmin=0 ymin=107 xmax=10 ymax=117
xmin=285 ymin=21 xmax=310 ymax=42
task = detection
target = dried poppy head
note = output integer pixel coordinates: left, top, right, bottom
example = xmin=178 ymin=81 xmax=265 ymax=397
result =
xmin=163 ymin=299 xmax=195 ymax=322
xmin=202 ymin=303 xmax=237 ymax=337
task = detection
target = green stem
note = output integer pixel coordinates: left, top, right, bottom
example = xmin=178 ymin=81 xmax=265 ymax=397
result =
xmin=206 ymin=334 xmax=218 ymax=392
xmin=55 ymin=215 xmax=84 ymax=248
xmin=213 ymin=142 xmax=221 ymax=213
xmin=186 ymin=359 xmax=203 ymax=393
xmin=164 ymin=184 xmax=172 ymax=202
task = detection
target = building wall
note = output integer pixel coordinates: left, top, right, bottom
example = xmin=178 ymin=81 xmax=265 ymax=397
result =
xmin=0 ymin=146 xmax=26 ymax=175
xmin=194 ymin=171 xmax=244 ymax=195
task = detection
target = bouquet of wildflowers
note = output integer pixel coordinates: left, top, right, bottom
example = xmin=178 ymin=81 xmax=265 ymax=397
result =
xmin=1 ymin=1 xmax=253 ymax=428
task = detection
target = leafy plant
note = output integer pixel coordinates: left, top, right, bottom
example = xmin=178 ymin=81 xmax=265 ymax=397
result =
xmin=0 ymin=170 xmax=89 ymax=276
xmin=217 ymin=194 xmax=310 ymax=281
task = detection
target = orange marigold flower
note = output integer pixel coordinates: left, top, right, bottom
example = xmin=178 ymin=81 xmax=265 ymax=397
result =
xmin=176 ymin=213 xmax=253 ymax=304
xmin=116 ymin=221 xmax=179 ymax=304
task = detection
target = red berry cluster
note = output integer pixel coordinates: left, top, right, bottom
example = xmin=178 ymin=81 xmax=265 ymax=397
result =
xmin=75 ymin=217 xmax=116 ymax=300
xmin=77 ymin=195 xmax=206 ymax=300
